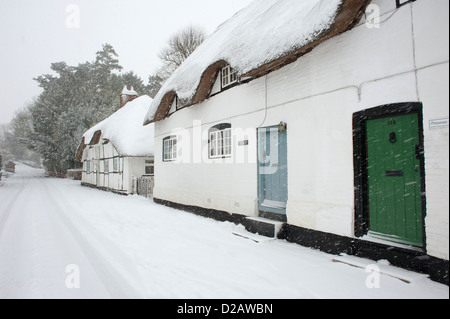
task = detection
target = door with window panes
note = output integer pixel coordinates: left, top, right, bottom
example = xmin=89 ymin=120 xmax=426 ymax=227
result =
xmin=257 ymin=125 xmax=288 ymax=216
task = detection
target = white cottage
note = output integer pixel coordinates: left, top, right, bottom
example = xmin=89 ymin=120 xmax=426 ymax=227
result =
xmin=144 ymin=0 xmax=449 ymax=284
xmin=77 ymin=91 xmax=155 ymax=195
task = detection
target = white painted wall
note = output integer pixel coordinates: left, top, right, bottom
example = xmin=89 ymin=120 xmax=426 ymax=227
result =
xmin=412 ymin=0 xmax=449 ymax=260
xmin=154 ymin=0 xmax=449 ymax=260
xmin=81 ymin=136 xmax=154 ymax=194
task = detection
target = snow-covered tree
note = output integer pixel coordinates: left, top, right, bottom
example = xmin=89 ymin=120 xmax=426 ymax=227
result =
xmin=26 ymin=44 xmax=148 ymax=174
xmin=0 ymin=108 xmax=41 ymax=168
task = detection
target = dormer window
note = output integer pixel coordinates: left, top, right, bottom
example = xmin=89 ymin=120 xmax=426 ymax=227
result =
xmin=221 ymin=65 xmax=238 ymax=88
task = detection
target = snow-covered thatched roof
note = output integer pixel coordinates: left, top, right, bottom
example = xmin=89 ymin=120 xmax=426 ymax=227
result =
xmin=144 ymin=0 xmax=369 ymax=125
xmin=76 ymin=95 xmax=154 ymax=161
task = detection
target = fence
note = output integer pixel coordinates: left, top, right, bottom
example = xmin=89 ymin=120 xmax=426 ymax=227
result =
xmin=137 ymin=176 xmax=154 ymax=198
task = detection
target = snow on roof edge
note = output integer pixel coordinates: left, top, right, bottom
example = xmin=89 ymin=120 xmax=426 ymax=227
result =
xmin=81 ymin=95 xmax=155 ymax=158
xmin=143 ymin=0 xmax=345 ymax=125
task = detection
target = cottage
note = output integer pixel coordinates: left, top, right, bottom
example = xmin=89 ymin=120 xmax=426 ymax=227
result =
xmin=76 ymin=87 xmax=155 ymax=195
xmin=143 ymin=0 xmax=449 ymax=284
xmin=5 ymin=161 xmax=16 ymax=173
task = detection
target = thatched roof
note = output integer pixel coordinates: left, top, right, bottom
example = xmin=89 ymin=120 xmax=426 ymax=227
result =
xmin=76 ymin=96 xmax=155 ymax=162
xmin=144 ymin=0 xmax=370 ymax=125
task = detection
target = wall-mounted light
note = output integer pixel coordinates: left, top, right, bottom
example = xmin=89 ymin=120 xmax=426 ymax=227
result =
xmin=278 ymin=121 xmax=287 ymax=132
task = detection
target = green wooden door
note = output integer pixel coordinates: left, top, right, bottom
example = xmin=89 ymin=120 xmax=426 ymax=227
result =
xmin=258 ymin=126 xmax=288 ymax=215
xmin=366 ymin=113 xmax=423 ymax=247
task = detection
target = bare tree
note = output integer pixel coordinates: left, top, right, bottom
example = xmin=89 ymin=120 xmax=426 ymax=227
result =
xmin=159 ymin=25 xmax=207 ymax=71
xmin=147 ymin=25 xmax=207 ymax=97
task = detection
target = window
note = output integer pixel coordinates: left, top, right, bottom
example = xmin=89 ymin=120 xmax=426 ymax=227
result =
xmin=145 ymin=165 xmax=154 ymax=175
xmin=104 ymin=159 xmax=109 ymax=173
xmin=86 ymin=161 xmax=90 ymax=173
xmin=113 ymin=157 xmax=118 ymax=172
xmin=209 ymin=124 xmax=232 ymax=158
xmin=221 ymin=65 xmax=238 ymax=88
xmin=163 ymin=136 xmax=177 ymax=161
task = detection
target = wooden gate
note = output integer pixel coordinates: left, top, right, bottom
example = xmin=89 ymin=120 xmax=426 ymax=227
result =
xmin=137 ymin=176 xmax=154 ymax=198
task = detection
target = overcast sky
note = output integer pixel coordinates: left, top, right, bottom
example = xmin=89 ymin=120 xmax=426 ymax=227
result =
xmin=0 ymin=0 xmax=254 ymax=125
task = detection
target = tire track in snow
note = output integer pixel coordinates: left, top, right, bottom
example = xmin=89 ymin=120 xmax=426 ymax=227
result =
xmin=0 ymin=174 xmax=27 ymax=239
xmin=38 ymin=178 xmax=145 ymax=298
xmin=0 ymin=173 xmax=50 ymax=298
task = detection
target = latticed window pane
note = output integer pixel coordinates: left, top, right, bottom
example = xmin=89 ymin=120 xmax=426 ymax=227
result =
xmin=223 ymin=128 xmax=232 ymax=156
xmin=209 ymin=127 xmax=232 ymax=158
xmin=230 ymin=70 xmax=237 ymax=83
xmin=145 ymin=165 xmax=154 ymax=175
xmin=221 ymin=65 xmax=238 ymax=88
xmin=172 ymin=139 xmax=177 ymax=159
xmin=163 ymin=137 xmax=177 ymax=161
xmin=210 ymin=132 xmax=216 ymax=157
xmin=222 ymin=66 xmax=229 ymax=87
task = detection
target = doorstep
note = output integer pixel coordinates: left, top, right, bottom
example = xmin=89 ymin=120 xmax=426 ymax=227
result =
xmin=242 ymin=216 xmax=286 ymax=238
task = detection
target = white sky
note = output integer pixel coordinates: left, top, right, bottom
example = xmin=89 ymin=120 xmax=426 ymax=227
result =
xmin=0 ymin=0 xmax=254 ymax=125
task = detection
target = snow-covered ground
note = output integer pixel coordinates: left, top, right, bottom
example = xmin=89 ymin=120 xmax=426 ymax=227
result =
xmin=0 ymin=164 xmax=448 ymax=299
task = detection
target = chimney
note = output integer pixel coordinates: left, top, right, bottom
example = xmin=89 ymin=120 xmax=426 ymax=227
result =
xmin=120 ymin=85 xmax=138 ymax=108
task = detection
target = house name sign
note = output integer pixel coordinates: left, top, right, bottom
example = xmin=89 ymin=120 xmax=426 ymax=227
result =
xmin=429 ymin=118 xmax=449 ymax=128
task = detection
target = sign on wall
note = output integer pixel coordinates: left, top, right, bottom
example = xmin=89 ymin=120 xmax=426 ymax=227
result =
xmin=429 ymin=118 xmax=449 ymax=128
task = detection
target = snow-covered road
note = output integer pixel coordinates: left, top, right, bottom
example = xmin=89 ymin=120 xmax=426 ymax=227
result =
xmin=0 ymin=164 xmax=448 ymax=299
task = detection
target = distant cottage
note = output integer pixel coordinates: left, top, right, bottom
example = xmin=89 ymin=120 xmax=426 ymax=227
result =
xmin=143 ymin=0 xmax=449 ymax=284
xmin=76 ymin=87 xmax=155 ymax=195
xmin=5 ymin=161 xmax=16 ymax=173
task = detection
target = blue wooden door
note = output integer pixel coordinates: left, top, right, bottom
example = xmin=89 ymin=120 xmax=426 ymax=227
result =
xmin=257 ymin=126 xmax=288 ymax=215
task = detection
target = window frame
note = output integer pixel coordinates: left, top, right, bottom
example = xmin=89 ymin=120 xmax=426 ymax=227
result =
xmin=221 ymin=65 xmax=238 ymax=88
xmin=104 ymin=159 xmax=109 ymax=173
xmin=163 ymin=136 xmax=178 ymax=162
xmin=145 ymin=165 xmax=155 ymax=175
xmin=209 ymin=123 xmax=232 ymax=159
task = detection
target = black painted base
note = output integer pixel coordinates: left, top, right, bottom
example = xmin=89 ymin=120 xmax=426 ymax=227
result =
xmin=81 ymin=182 xmax=129 ymax=196
xmin=153 ymin=197 xmax=449 ymax=286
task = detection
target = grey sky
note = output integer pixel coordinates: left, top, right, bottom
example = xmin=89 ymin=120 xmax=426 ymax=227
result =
xmin=0 ymin=0 xmax=254 ymax=125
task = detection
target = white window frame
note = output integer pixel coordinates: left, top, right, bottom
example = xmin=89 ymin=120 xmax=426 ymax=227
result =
xmin=209 ymin=126 xmax=232 ymax=159
xmin=104 ymin=159 xmax=109 ymax=173
xmin=113 ymin=157 xmax=118 ymax=172
xmin=163 ymin=136 xmax=177 ymax=162
xmin=221 ymin=65 xmax=238 ymax=88
xmin=145 ymin=165 xmax=154 ymax=175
